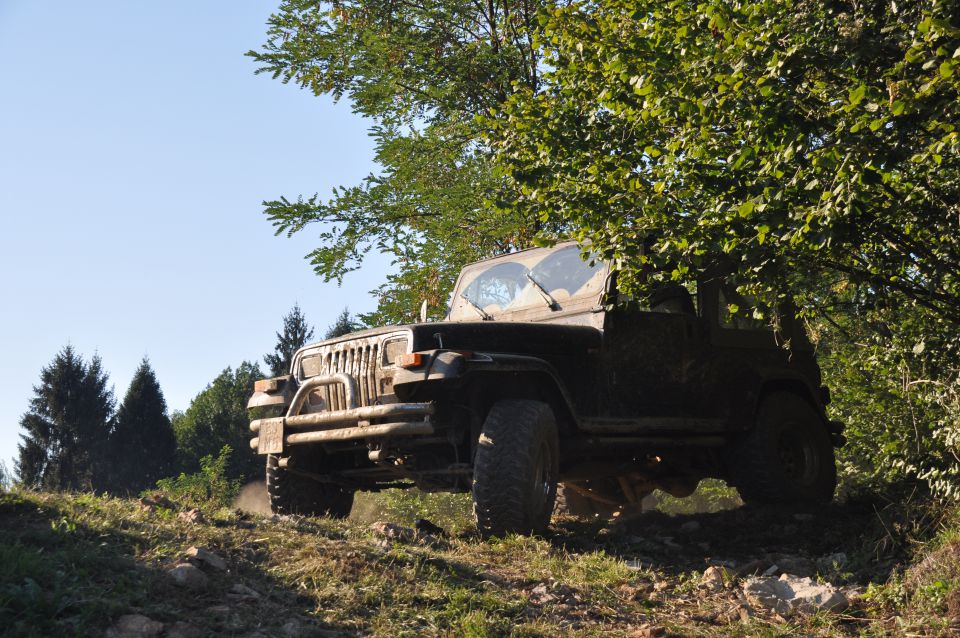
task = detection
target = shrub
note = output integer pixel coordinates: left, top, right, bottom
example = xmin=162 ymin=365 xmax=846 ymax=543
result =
xmin=152 ymin=445 xmax=240 ymax=510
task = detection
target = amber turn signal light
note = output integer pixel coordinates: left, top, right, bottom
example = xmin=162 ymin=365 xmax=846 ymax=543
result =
xmin=254 ymin=379 xmax=280 ymax=393
xmin=397 ymin=353 xmax=424 ymax=368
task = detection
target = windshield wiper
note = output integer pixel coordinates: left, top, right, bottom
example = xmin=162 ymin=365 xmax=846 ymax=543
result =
xmin=525 ymin=273 xmax=560 ymax=310
xmin=460 ymin=293 xmax=494 ymax=320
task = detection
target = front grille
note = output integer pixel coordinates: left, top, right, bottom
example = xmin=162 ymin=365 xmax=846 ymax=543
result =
xmin=298 ymin=333 xmax=407 ymax=411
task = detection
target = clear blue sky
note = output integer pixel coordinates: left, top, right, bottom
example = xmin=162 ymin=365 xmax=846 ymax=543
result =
xmin=0 ymin=2 xmax=393 ymax=471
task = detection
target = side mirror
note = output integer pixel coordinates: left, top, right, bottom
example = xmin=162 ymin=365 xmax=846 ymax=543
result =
xmin=419 ymin=300 xmax=428 ymax=323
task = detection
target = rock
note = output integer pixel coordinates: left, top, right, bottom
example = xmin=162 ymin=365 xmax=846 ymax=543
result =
xmin=185 ymin=546 xmax=227 ymax=571
xmin=177 ymin=509 xmax=205 ymax=525
xmin=680 ymin=520 xmax=701 ymax=534
xmin=529 ymin=583 xmax=554 ymax=604
xmin=280 ymin=620 xmax=304 ymax=637
xmin=167 ymin=563 xmax=209 ymax=589
xmin=735 ymin=559 xmax=773 ymax=577
xmin=743 ymin=574 xmax=849 ymax=616
xmin=104 ymin=614 xmax=164 ymax=638
xmin=701 ymin=565 xmax=733 ymax=591
xmin=165 ymin=621 xmax=203 ymax=638
xmin=369 ymin=521 xmax=416 ymax=543
xmin=629 ymin=624 xmax=666 ymax=638
xmin=138 ymin=494 xmax=176 ymax=512
xmin=414 ymin=518 xmax=447 ymax=537
xmin=205 ymin=604 xmax=231 ymax=615
xmin=772 ymin=555 xmax=817 ymax=577
xmin=227 ymin=583 xmax=261 ymax=600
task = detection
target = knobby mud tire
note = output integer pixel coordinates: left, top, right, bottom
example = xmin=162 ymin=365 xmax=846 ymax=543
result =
xmin=265 ymin=454 xmax=354 ymax=518
xmin=730 ymin=391 xmax=837 ymax=505
xmin=473 ymin=400 xmax=559 ymax=538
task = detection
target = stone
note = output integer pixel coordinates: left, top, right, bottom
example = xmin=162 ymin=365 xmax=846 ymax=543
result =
xmin=414 ymin=518 xmax=447 ymax=537
xmin=369 ymin=521 xmax=416 ymax=543
xmin=104 ymin=614 xmax=164 ymax=638
xmin=167 ymin=563 xmax=209 ymax=589
xmin=228 ymin=583 xmax=262 ymax=600
xmin=529 ymin=583 xmax=555 ymax=604
xmin=701 ymin=565 xmax=733 ymax=591
xmin=679 ymin=520 xmax=701 ymax=533
xmin=743 ymin=574 xmax=849 ymax=616
xmin=185 ymin=546 xmax=227 ymax=571
xmin=773 ymin=555 xmax=817 ymax=577
xmin=138 ymin=494 xmax=176 ymax=512
xmin=177 ymin=508 xmax=205 ymax=524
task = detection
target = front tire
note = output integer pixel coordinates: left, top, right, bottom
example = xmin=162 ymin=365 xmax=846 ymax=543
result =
xmin=266 ymin=453 xmax=355 ymax=518
xmin=729 ymin=391 xmax=836 ymax=504
xmin=473 ymin=400 xmax=559 ymax=538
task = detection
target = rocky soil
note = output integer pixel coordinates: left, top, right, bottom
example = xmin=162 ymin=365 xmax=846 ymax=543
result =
xmin=1 ymin=489 xmax=955 ymax=637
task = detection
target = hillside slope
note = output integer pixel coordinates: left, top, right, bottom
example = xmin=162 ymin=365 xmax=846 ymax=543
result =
xmin=0 ymin=490 xmax=956 ymax=637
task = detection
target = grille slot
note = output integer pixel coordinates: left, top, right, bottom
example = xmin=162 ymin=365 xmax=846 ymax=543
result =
xmin=301 ymin=340 xmax=387 ymax=410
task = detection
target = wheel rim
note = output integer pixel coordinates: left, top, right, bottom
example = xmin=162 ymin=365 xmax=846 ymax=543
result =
xmin=777 ymin=425 xmax=819 ymax=485
xmin=530 ymin=440 xmax=554 ymax=514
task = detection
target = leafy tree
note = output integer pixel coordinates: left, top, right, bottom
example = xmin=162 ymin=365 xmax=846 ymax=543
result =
xmin=490 ymin=0 xmax=960 ymax=496
xmin=107 ymin=358 xmax=176 ymax=495
xmin=325 ymin=307 xmax=358 ymax=339
xmin=492 ymin=0 xmax=960 ymax=320
xmin=264 ymin=303 xmax=315 ymax=376
xmin=249 ymin=0 xmax=559 ymax=323
xmin=172 ymin=362 xmax=263 ymax=483
xmin=16 ymin=346 xmax=114 ymax=491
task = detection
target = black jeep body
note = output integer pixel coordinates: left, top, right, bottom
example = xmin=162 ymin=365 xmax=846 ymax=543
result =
xmin=249 ymin=242 xmax=842 ymax=536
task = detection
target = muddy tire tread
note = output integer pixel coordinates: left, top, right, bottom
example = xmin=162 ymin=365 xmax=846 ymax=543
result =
xmin=473 ymin=400 xmax=558 ymax=538
xmin=266 ymin=454 xmax=354 ymax=518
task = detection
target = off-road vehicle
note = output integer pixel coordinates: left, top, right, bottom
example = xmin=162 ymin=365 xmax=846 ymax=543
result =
xmin=248 ymin=242 xmax=843 ymax=536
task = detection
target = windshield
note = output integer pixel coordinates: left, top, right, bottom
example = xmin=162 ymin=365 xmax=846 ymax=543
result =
xmin=449 ymin=244 xmax=607 ymax=321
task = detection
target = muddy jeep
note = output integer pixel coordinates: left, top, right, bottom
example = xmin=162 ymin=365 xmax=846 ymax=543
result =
xmin=248 ymin=242 xmax=843 ymax=536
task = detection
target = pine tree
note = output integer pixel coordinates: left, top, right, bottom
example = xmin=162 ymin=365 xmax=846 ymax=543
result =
xmin=264 ymin=304 xmax=314 ymax=377
xmin=16 ymin=346 xmax=114 ymax=491
xmin=325 ymin=307 xmax=357 ymax=339
xmin=108 ymin=358 xmax=176 ymax=495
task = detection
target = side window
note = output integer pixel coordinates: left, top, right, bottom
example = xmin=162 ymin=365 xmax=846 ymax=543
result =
xmin=718 ymin=280 xmax=770 ymax=330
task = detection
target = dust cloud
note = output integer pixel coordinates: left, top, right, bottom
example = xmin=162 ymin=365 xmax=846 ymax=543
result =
xmin=233 ymin=481 xmax=272 ymax=515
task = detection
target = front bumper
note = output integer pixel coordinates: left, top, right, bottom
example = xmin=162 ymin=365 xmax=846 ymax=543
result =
xmin=249 ymin=373 xmax=435 ymax=455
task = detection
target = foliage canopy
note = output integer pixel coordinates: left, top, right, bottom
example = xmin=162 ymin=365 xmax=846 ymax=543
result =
xmin=492 ymin=0 xmax=960 ymax=321
xmin=249 ymin=0 xmax=559 ymax=323
xmin=171 ymin=362 xmax=263 ymax=483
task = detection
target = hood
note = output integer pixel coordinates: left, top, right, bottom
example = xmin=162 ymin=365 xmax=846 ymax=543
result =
xmin=299 ymin=320 xmax=602 ymax=358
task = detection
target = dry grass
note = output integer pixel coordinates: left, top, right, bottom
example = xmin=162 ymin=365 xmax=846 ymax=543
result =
xmin=1 ymin=488 xmax=958 ymax=637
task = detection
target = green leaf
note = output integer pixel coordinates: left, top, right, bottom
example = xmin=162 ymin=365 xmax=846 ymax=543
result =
xmin=940 ymin=61 xmax=955 ymax=78
xmin=848 ymin=84 xmax=867 ymax=107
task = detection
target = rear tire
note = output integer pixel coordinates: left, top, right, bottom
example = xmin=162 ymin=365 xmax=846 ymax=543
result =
xmin=266 ymin=453 xmax=355 ymax=518
xmin=729 ymin=391 xmax=836 ymax=504
xmin=473 ymin=400 xmax=559 ymax=538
